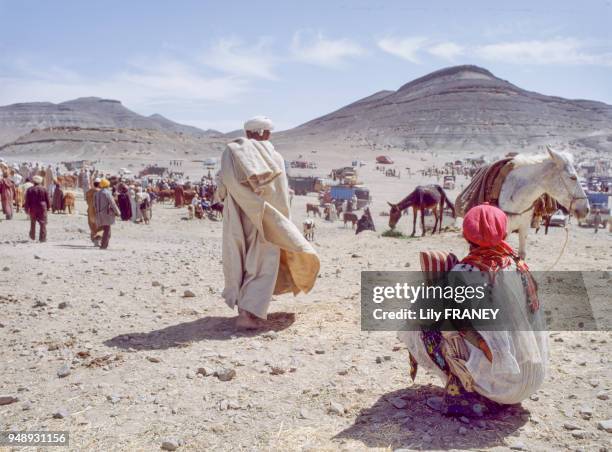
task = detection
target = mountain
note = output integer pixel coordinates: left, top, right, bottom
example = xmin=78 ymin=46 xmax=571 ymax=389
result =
xmin=223 ymin=129 xmax=245 ymax=139
xmin=279 ymin=65 xmax=612 ymax=152
xmin=0 ymin=97 xmax=229 ymax=160
xmin=147 ymin=114 xmax=223 ymax=138
xmin=0 ymin=97 xmax=221 ymax=145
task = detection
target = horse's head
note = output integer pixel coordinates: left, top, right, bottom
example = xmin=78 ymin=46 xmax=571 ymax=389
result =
xmin=544 ymin=146 xmax=589 ymax=219
xmin=387 ymin=202 xmax=402 ymax=229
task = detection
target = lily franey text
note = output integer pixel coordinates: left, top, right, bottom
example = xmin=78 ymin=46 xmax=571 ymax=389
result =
xmin=372 ymin=308 xmax=500 ymax=321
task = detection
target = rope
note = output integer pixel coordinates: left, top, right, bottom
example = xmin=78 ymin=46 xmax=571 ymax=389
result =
xmin=545 ymin=185 xmax=574 ymax=271
xmin=546 ymin=224 xmax=569 ymax=271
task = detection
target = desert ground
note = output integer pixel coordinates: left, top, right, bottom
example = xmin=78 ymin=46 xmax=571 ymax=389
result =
xmin=1 ymin=147 xmax=611 ymax=451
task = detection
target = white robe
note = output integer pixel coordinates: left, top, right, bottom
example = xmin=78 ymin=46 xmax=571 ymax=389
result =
xmin=217 ymin=138 xmax=319 ymax=319
xmin=398 ymin=262 xmax=548 ymax=404
xmin=129 ymin=189 xmax=139 ymax=222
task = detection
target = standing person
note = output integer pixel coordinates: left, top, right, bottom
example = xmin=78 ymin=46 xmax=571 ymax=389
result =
xmin=85 ymin=178 xmax=103 ymax=245
xmin=132 ymin=185 xmax=143 ymax=223
xmin=137 ymin=187 xmax=151 ymax=224
xmin=51 ymin=180 xmax=64 ymax=213
xmin=79 ymin=168 xmax=90 ymax=197
xmin=217 ymin=116 xmax=320 ymax=329
xmin=94 ymin=179 xmax=120 ymax=250
xmin=0 ymin=166 xmax=16 ymax=220
xmin=11 ymin=165 xmax=23 ymax=186
xmin=116 ymin=184 xmax=132 ymax=221
xmin=21 ymin=177 xmax=34 ymax=195
xmin=593 ymin=209 xmax=602 ymax=233
xmin=174 ymin=183 xmax=184 ymax=208
xmin=44 ymin=164 xmax=55 ymax=199
xmin=20 ymin=162 xmax=29 ymax=180
xmin=31 ymin=163 xmax=40 ymax=181
xmin=24 ymin=175 xmax=50 ymax=242
xmin=127 ymin=185 xmax=136 ymax=222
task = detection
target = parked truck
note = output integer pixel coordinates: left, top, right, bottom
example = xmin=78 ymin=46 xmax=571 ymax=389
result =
xmin=330 ymin=185 xmax=371 ymax=208
xmin=288 ymin=176 xmax=318 ymax=195
xmin=579 ymin=192 xmax=610 ymax=227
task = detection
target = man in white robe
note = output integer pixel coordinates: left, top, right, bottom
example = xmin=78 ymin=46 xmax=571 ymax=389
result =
xmin=79 ymin=168 xmax=90 ymax=197
xmin=217 ymin=116 xmax=320 ymax=329
xmin=44 ymin=165 xmax=55 ymax=199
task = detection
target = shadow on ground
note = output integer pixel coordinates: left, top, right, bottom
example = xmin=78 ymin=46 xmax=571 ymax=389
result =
xmin=55 ymin=244 xmax=97 ymax=250
xmin=104 ymin=312 xmax=295 ymax=350
xmin=335 ymin=384 xmax=529 ymax=450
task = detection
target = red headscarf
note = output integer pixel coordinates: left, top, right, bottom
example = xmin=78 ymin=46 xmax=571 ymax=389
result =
xmin=461 ymin=203 xmax=539 ymax=311
xmin=462 ymin=203 xmax=507 ymax=247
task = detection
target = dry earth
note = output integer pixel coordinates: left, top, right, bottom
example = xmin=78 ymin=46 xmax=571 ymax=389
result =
xmin=1 ymin=149 xmax=611 ymax=451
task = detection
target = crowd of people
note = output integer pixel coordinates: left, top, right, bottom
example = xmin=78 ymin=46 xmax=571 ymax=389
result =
xmin=0 ymin=158 xmax=224 ymax=248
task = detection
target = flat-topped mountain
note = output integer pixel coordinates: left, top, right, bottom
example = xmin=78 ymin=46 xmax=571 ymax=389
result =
xmin=279 ymin=65 xmax=612 ymax=152
xmin=0 ymin=97 xmax=221 ymax=145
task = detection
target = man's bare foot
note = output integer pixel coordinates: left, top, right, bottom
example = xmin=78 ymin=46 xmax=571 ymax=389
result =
xmin=236 ymin=309 xmax=264 ymax=330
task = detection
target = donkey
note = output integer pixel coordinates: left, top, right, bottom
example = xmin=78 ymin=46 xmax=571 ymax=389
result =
xmin=306 ymin=203 xmax=321 ymax=217
xmin=456 ymin=147 xmax=589 ymax=259
xmin=388 ymin=185 xmax=455 ymax=236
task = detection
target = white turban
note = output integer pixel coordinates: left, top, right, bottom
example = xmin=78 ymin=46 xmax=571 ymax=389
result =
xmin=243 ymin=116 xmax=274 ymax=134
xmin=33 ymin=175 xmax=43 ymax=184
xmin=94 ymin=178 xmax=101 ymax=184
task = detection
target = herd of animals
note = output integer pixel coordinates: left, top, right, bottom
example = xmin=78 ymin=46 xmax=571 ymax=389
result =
xmin=300 ymin=147 xmax=591 ymax=260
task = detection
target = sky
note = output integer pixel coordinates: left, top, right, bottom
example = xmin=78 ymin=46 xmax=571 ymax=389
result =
xmin=0 ymin=0 xmax=611 ymax=132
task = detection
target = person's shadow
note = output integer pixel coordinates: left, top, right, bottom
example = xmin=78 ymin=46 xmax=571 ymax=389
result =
xmin=104 ymin=312 xmax=295 ymax=350
xmin=335 ymin=384 xmax=528 ymax=450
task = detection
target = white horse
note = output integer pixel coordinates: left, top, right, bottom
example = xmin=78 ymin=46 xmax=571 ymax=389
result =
xmin=497 ymin=147 xmax=589 ymax=258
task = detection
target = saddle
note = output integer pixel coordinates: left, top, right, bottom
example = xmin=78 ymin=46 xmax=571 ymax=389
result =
xmin=455 ymin=158 xmax=515 ymax=216
xmin=532 ymin=193 xmax=557 ymax=217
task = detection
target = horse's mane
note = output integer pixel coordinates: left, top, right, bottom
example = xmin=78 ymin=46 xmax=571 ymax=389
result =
xmin=512 ymin=151 xmax=574 ymax=168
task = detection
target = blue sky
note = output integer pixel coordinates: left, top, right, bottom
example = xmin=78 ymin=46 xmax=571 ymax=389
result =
xmin=0 ymin=0 xmax=611 ymax=131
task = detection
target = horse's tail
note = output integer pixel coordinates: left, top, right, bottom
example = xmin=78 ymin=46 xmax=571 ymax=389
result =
xmin=436 ymin=185 xmax=456 ymax=217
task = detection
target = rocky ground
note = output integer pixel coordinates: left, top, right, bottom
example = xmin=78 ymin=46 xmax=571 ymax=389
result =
xmin=1 ymin=150 xmax=611 ymax=451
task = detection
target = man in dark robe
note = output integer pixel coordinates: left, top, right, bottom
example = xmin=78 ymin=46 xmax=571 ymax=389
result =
xmin=51 ymin=181 xmax=64 ymax=213
xmin=174 ymin=184 xmax=185 ymax=207
xmin=0 ymin=169 xmax=15 ymax=220
xmin=116 ymin=184 xmax=132 ymax=221
xmin=24 ymin=175 xmax=50 ymax=242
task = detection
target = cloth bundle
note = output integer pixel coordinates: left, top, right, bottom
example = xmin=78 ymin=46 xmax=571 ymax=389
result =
xmin=227 ymin=138 xmax=282 ymax=192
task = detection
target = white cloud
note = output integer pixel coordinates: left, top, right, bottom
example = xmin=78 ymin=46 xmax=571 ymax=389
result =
xmin=203 ymin=37 xmax=277 ymax=80
xmin=0 ymin=57 xmax=249 ymax=110
xmin=291 ymin=31 xmax=365 ymax=67
xmin=427 ymin=42 xmax=465 ymax=61
xmin=475 ymin=38 xmax=612 ymax=66
xmin=377 ymin=36 xmax=427 ymax=63
xmin=376 ymin=35 xmax=612 ymax=67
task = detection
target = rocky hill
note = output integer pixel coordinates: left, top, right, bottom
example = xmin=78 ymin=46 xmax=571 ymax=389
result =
xmin=0 ymin=97 xmax=229 ymax=161
xmin=0 ymin=126 xmax=227 ymax=162
xmin=0 ymin=97 xmax=221 ymax=145
xmin=278 ymin=65 xmax=612 ymax=152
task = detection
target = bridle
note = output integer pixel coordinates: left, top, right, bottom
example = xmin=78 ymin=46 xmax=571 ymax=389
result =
xmin=556 ymin=170 xmax=588 ymax=220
